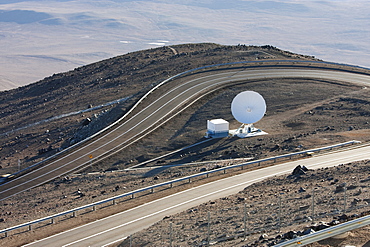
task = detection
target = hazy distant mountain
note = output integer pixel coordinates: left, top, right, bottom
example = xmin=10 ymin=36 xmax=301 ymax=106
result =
xmin=1 ymin=0 xmax=369 ymax=91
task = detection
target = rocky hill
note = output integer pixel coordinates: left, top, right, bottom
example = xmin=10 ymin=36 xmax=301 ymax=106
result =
xmin=1 ymin=43 xmax=370 ymax=246
xmin=0 ymin=43 xmax=321 ymax=175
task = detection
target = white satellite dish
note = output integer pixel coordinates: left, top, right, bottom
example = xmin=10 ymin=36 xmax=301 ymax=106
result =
xmin=231 ymin=91 xmax=266 ymax=124
xmin=230 ymin=91 xmax=267 ymax=137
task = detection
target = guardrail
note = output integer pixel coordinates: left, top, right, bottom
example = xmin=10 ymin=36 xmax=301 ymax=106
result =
xmin=274 ymin=214 xmax=370 ymax=246
xmin=0 ymin=140 xmax=361 ymax=238
xmin=3 ymin=59 xmax=370 ymax=183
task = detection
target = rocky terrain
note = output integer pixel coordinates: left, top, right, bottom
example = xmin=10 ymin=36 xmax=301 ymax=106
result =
xmin=119 ymin=160 xmax=370 ymax=247
xmin=1 ymin=43 xmax=370 ymax=246
xmin=0 ymin=43 xmax=325 ymax=176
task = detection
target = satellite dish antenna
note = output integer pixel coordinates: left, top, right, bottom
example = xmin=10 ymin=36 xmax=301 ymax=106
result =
xmin=231 ymin=91 xmax=266 ymax=136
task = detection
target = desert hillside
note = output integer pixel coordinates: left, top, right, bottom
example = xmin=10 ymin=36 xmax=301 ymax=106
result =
xmin=1 ymin=43 xmax=370 ymax=246
xmin=0 ymin=43 xmax=322 ymax=175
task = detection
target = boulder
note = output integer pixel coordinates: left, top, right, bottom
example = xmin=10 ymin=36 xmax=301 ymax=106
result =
xmin=259 ymin=233 xmax=268 ymax=240
xmin=302 ymin=228 xmax=315 ymax=235
xmin=298 ymin=187 xmax=306 ymax=193
xmin=292 ymin=165 xmax=307 ymax=176
xmin=82 ymin=118 xmax=92 ymax=126
xmin=283 ymin=230 xmax=298 ymax=239
xmin=335 ymin=182 xmax=347 ymax=193
xmin=312 ymin=222 xmax=330 ymax=231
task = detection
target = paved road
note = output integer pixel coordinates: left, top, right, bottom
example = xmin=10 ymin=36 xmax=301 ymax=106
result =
xmin=24 ymin=144 xmax=370 ymax=247
xmin=2 ymin=65 xmax=370 ymax=201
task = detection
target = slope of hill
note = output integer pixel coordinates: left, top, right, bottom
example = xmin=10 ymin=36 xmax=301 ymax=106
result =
xmin=0 ymin=43 xmax=319 ymax=175
xmin=1 ymin=43 xmax=370 ymax=246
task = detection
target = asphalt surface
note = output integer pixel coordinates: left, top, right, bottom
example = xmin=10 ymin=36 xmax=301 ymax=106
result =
xmin=1 ymin=65 xmax=370 ymax=202
xmin=2 ymin=63 xmax=370 ymax=246
xmin=24 ymin=144 xmax=370 ymax=247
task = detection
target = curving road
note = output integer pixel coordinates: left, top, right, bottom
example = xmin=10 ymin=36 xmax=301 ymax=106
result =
xmin=1 ymin=64 xmax=370 ymax=202
xmin=24 ymin=144 xmax=370 ymax=246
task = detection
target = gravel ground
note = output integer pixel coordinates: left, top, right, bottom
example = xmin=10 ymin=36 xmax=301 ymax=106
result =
xmin=1 ymin=44 xmax=370 ymax=246
xmin=118 ymin=160 xmax=370 ymax=247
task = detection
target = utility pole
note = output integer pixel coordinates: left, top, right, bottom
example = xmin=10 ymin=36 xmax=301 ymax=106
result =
xmin=207 ymin=212 xmax=211 ymax=247
xmin=243 ymin=203 xmax=247 ymax=240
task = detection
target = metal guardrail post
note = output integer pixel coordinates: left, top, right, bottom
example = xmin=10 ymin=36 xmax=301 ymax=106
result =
xmin=344 ymin=186 xmax=347 ymax=213
xmin=243 ymin=203 xmax=247 ymax=240
xmin=312 ymin=188 xmax=315 ymax=223
xmin=207 ymin=212 xmax=211 ymax=247
xmin=169 ymin=222 xmax=173 ymax=247
xmin=278 ymin=196 xmax=282 ymax=232
xmin=274 ymin=215 xmax=370 ymax=246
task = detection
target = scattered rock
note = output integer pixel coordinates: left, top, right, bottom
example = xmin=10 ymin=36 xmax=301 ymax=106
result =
xmin=335 ymin=182 xmax=347 ymax=193
xmin=283 ymin=230 xmax=298 ymax=239
xmin=259 ymin=233 xmax=268 ymax=240
xmin=298 ymin=187 xmax=306 ymax=193
xmin=312 ymin=222 xmax=330 ymax=231
xmin=299 ymin=205 xmax=310 ymax=211
xmin=338 ymin=214 xmax=349 ymax=221
xmin=292 ymin=165 xmax=307 ymax=176
xmin=82 ymin=118 xmax=92 ymax=126
xmin=302 ymin=228 xmax=315 ymax=235
xmin=38 ymin=145 xmax=53 ymax=155
xmin=351 ymin=198 xmax=361 ymax=206
xmin=199 ymin=167 xmax=207 ymax=172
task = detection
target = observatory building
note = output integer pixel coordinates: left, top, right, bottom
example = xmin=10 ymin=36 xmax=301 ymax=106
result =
xmin=206 ymin=119 xmax=229 ymax=138
xmin=229 ymin=91 xmax=268 ymax=138
xmin=205 ymin=91 xmax=267 ymax=138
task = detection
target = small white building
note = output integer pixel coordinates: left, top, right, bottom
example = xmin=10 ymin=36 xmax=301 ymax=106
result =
xmin=206 ymin=119 xmax=229 ymax=138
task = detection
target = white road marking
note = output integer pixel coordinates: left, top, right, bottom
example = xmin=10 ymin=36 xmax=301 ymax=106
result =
xmin=61 ymin=171 xmax=286 ymax=247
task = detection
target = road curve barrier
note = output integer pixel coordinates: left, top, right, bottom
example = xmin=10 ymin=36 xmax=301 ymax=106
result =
xmin=0 ymin=140 xmax=362 ymax=238
xmin=3 ymin=60 xmax=370 ymax=183
xmin=274 ymin=214 xmax=370 ymax=246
